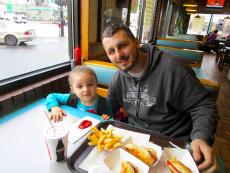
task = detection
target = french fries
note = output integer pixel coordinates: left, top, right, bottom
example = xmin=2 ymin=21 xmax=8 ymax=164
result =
xmin=87 ymin=126 xmax=122 ymax=151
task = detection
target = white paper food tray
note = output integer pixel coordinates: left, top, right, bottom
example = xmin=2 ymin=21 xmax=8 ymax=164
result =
xmin=150 ymin=147 xmax=199 ymax=173
xmin=103 ymin=148 xmax=149 ymax=173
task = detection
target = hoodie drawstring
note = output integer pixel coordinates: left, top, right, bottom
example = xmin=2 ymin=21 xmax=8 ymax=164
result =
xmin=135 ymin=80 xmax=141 ymax=118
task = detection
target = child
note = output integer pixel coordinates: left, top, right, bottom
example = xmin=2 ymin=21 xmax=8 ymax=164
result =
xmin=45 ymin=66 xmax=111 ymax=122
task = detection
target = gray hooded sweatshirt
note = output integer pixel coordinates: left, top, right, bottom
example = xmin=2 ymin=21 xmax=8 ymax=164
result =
xmin=108 ymin=44 xmax=218 ymax=145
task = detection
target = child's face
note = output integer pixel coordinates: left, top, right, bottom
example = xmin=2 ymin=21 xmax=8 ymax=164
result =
xmin=70 ymin=72 xmax=97 ymax=105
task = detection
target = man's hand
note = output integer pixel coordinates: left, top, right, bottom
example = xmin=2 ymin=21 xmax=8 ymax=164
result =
xmin=191 ymin=139 xmax=218 ymax=173
xmin=50 ymin=106 xmax=67 ymax=122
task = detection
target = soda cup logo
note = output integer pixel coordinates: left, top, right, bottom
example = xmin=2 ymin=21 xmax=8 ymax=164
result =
xmin=56 ymin=139 xmax=65 ymax=162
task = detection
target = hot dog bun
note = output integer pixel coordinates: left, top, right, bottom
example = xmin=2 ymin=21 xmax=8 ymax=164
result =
xmin=166 ymin=159 xmax=192 ymax=173
xmin=124 ymin=144 xmax=157 ymax=165
xmin=120 ymin=161 xmax=137 ymax=173
xmin=143 ymin=147 xmax=158 ymax=164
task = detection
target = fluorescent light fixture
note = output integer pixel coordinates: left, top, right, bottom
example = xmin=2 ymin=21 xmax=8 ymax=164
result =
xmin=186 ymin=8 xmax=197 ymax=12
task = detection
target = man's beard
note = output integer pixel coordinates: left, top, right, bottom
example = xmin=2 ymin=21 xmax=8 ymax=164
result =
xmin=123 ymin=49 xmax=139 ymax=72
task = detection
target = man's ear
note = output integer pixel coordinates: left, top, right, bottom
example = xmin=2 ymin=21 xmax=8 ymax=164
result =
xmin=135 ymin=38 xmax=140 ymax=48
xmin=70 ymin=86 xmax=73 ymax=92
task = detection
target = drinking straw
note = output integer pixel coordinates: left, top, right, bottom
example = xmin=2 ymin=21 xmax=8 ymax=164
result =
xmin=44 ymin=110 xmax=56 ymax=132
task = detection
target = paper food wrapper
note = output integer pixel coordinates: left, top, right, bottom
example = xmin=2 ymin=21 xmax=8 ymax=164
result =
xmin=150 ymin=147 xmax=199 ymax=173
xmin=79 ymin=146 xmax=110 ymax=171
xmin=68 ymin=116 xmax=100 ymax=143
xmin=106 ymin=124 xmax=151 ymax=144
xmin=104 ymin=148 xmax=149 ymax=173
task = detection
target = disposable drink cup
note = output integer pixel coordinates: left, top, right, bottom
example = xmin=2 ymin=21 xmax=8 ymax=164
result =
xmin=45 ymin=126 xmax=68 ymax=163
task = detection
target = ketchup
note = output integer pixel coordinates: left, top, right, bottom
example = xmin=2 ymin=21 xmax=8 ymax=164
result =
xmin=166 ymin=160 xmax=182 ymax=173
xmin=78 ymin=120 xmax=92 ymax=129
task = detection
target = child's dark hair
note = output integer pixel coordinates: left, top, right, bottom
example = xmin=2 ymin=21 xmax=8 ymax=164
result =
xmin=68 ymin=65 xmax=97 ymax=86
xmin=102 ymin=23 xmax=135 ymax=41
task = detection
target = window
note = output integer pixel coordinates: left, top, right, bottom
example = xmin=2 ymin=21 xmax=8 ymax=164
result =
xmin=187 ymin=13 xmax=230 ymax=37
xmin=210 ymin=14 xmax=230 ymax=37
xmin=129 ymin=0 xmax=156 ymax=43
xmin=0 ymin=0 xmax=76 ymax=94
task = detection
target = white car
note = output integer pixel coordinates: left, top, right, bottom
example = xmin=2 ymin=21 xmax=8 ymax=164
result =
xmin=14 ymin=15 xmax=27 ymax=24
xmin=0 ymin=21 xmax=36 ymax=46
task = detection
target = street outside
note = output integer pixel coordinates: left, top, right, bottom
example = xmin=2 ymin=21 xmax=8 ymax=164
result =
xmin=0 ymin=21 xmax=69 ymax=81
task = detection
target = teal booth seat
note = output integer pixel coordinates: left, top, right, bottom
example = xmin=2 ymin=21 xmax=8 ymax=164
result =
xmin=85 ymin=64 xmax=117 ymax=86
xmin=86 ymin=62 xmax=208 ymax=85
xmin=166 ymin=34 xmax=198 ymax=41
xmin=157 ymin=46 xmax=204 ymax=67
xmin=192 ymin=67 xmax=207 ymax=79
xmin=156 ymin=38 xmax=201 ymax=50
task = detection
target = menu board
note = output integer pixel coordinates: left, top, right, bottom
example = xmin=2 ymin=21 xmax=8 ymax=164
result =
xmin=206 ymin=0 xmax=225 ymax=8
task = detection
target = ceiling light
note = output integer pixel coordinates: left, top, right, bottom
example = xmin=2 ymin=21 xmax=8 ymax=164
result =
xmin=194 ymin=14 xmax=201 ymax=18
xmin=183 ymin=0 xmax=198 ymax=7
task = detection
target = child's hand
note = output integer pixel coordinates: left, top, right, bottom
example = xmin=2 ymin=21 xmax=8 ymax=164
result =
xmin=101 ymin=114 xmax=110 ymax=120
xmin=50 ymin=106 xmax=67 ymax=122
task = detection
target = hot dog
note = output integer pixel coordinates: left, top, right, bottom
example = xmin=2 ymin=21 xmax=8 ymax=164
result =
xmin=166 ymin=159 xmax=192 ymax=173
xmin=124 ymin=144 xmax=158 ymax=165
xmin=120 ymin=161 xmax=137 ymax=173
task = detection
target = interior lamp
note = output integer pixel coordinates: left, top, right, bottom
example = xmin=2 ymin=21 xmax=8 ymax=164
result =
xmin=183 ymin=0 xmax=198 ymax=7
xmin=194 ymin=14 xmax=201 ymax=18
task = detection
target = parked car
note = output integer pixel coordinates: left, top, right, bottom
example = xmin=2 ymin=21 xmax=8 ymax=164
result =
xmin=13 ymin=15 xmax=27 ymax=24
xmin=0 ymin=21 xmax=36 ymax=46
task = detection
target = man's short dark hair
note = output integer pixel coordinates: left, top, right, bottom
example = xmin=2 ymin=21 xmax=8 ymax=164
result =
xmin=102 ymin=23 xmax=135 ymax=40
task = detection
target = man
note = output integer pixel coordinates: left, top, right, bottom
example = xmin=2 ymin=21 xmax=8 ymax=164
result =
xmin=102 ymin=24 xmax=219 ymax=172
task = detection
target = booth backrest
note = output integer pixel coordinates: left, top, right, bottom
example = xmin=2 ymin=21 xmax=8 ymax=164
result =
xmin=157 ymin=46 xmax=204 ymax=67
xmin=84 ymin=60 xmax=117 ymax=87
xmin=166 ymin=34 xmax=198 ymax=41
xmin=84 ymin=60 xmax=219 ymax=101
xmin=96 ymin=87 xmax=108 ymax=98
xmin=156 ymin=38 xmax=201 ymax=50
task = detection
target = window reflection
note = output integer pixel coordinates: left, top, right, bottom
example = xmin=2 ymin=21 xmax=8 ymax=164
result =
xmin=129 ymin=0 xmax=156 ymax=43
xmin=103 ymin=0 xmax=129 ymax=28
